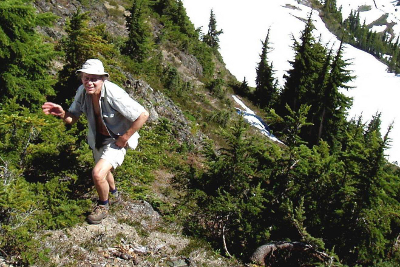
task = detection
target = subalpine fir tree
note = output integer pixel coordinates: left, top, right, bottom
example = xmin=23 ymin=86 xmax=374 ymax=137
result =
xmin=0 ymin=0 xmax=58 ymax=108
xmin=123 ymin=0 xmax=152 ymax=62
xmin=175 ymin=0 xmax=189 ymax=35
xmin=255 ymin=29 xmax=278 ymax=109
xmin=322 ymin=0 xmax=342 ymax=22
xmin=150 ymin=0 xmax=172 ymax=15
xmin=278 ymin=12 xmax=324 ymax=116
xmin=318 ymin=41 xmax=352 ymax=144
xmin=173 ymin=0 xmax=195 ymax=38
xmin=389 ymin=45 xmax=399 ymax=73
xmin=54 ymin=10 xmax=113 ymax=104
xmin=188 ymin=118 xmax=267 ymax=257
xmin=203 ymin=9 xmax=223 ymax=49
xmin=357 ymin=21 xmax=368 ymax=51
xmin=303 ymin=46 xmax=332 ymax=145
xmin=150 ymin=0 xmax=195 ymax=38
xmin=239 ymin=77 xmax=251 ymax=97
xmin=323 ymin=0 xmax=335 ymax=13
xmin=332 ymin=114 xmax=400 ymax=265
xmin=306 ymin=40 xmax=353 ymax=147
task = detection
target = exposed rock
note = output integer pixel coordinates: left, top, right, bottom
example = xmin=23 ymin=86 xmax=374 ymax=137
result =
xmin=118 ymin=200 xmax=162 ymax=231
xmin=32 ymin=199 xmax=235 ymax=267
xmin=0 ymin=256 xmax=13 ymax=267
xmin=124 ymin=74 xmax=207 ymax=150
xmin=33 ymin=0 xmax=128 ymax=38
xmin=161 ymin=48 xmax=204 ymax=85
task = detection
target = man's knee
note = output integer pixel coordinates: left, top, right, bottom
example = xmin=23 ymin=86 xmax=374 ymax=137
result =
xmin=92 ymin=160 xmax=113 ymax=183
xmin=92 ymin=168 xmax=107 ymax=183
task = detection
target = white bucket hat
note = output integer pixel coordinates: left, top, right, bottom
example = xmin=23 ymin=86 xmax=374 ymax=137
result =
xmin=76 ymin=59 xmax=109 ymax=76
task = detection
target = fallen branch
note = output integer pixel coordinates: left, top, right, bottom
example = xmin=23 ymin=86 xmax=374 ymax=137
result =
xmin=0 ymin=247 xmax=8 ymax=258
xmin=250 ymin=241 xmax=333 ymax=266
xmin=222 ymin=222 xmax=232 ymax=258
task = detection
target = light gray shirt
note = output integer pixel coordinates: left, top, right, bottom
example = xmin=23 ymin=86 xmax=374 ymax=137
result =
xmin=68 ymin=80 xmax=146 ymax=150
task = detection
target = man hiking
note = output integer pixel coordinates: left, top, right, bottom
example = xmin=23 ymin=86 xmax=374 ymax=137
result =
xmin=42 ymin=59 xmax=149 ymax=224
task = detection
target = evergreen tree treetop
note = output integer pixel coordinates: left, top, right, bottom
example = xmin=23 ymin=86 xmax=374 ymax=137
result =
xmin=203 ymin=9 xmax=223 ymax=49
xmin=255 ymin=28 xmax=277 ymax=109
xmin=123 ymin=0 xmax=153 ymax=63
xmin=54 ymin=9 xmax=115 ymax=105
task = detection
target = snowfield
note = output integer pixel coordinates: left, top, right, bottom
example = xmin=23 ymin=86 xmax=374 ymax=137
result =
xmin=183 ymin=0 xmax=400 ymax=164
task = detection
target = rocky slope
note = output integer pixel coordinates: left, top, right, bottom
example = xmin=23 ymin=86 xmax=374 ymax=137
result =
xmin=31 ymin=199 xmax=235 ymax=267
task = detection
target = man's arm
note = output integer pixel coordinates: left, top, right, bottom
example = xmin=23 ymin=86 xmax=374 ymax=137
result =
xmin=42 ymin=102 xmax=79 ymax=124
xmin=115 ymin=110 xmax=149 ymax=148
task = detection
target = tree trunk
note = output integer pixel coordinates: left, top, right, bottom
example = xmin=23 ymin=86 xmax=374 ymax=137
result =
xmin=317 ymin=105 xmax=326 ymax=143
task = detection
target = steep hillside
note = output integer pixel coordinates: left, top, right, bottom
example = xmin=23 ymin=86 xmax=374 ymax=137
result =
xmin=0 ymin=0 xmax=246 ymax=266
xmin=0 ymin=0 xmax=245 ymax=266
xmin=33 ymin=0 xmax=241 ymax=145
xmin=4 ymin=0 xmax=400 ymax=266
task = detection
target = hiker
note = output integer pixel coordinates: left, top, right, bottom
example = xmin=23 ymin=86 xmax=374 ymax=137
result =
xmin=42 ymin=59 xmax=149 ymax=224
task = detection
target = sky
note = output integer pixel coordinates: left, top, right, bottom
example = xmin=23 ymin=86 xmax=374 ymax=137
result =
xmin=182 ymin=0 xmax=400 ymax=164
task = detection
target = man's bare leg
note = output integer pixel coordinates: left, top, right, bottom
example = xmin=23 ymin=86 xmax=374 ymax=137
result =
xmin=106 ymin=171 xmax=116 ymax=192
xmin=92 ymin=159 xmax=113 ymax=201
xmin=87 ymin=159 xmax=113 ymax=224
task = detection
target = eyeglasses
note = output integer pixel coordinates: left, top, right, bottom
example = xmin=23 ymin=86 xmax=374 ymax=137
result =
xmin=82 ymin=75 xmax=103 ymax=83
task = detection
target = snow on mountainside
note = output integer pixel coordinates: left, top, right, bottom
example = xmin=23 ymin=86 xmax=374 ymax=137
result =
xmin=338 ymin=0 xmax=400 ymax=35
xmin=183 ymin=0 xmax=400 ymax=164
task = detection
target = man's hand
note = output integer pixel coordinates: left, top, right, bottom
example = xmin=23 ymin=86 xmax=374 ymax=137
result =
xmin=114 ymin=111 xmax=149 ymax=148
xmin=115 ymin=135 xmax=129 ymax=148
xmin=42 ymin=102 xmax=65 ymax=118
xmin=42 ymin=102 xmax=78 ymax=124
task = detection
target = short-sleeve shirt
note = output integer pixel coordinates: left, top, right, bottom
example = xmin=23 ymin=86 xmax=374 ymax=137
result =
xmin=68 ymin=80 xmax=146 ymax=150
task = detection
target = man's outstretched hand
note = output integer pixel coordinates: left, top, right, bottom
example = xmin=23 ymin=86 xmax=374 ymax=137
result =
xmin=42 ymin=102 xmax=65 ymax=118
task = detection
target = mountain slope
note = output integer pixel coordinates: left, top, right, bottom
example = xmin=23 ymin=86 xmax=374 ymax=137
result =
xmin=183 ymin=0 xmax=400 ymax=164
xmin=0 ymin=0 xmax=243 ymax=266
xmin=2 ymin=0 xmax=400 ymax=266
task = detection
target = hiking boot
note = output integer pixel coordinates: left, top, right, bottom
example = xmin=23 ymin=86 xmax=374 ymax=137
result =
xmin=110 ymin=190 xmax=122 ymax=205
xmin=87 ymin=204 xmax=109 ymax=224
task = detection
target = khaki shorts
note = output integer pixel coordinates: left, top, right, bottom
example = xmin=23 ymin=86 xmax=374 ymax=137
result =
xmin=93 ymin=142 xmax=127 ymax=169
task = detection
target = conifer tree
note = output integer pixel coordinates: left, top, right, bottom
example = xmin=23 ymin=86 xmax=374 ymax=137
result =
xmin=123 ymin=0 xmax=152 ymax=62
xmin=54 ymin=10 xmax=114 ymax=105
xmin=150 ymin=0 xmax=172 ymax=15
xmin=203 ymin=9 xmax=223 ymax=49
xmin=333 ymin=115 xmax=400 ymax=264
xmin=278 ymin=12 xmax=324 ymax=116
xmin=323 ymin=0 xmax=334 ymax=13
xmin=175 ymin=0 xmax=189 ymax=34
xmin=276 ymin=13 xmax=354 ymax=148
xmin=389 ymin=46 xmax=399 ymax=73
xmin=307 ymin=40 xmax=353 ymax=147
xmin=255 ymin=29 xmax=278 ymax=109
xmin=173 ymin=0 xmax=194 ymax=37
xmin=0 ymin=0 xmax=58 ymax=108
xmin=302 ymin=46 xmax=332 ymax=144
xmin=150 ymin=0 xmax=194 ymax=38
xmin=188 ymin=118 xmax=269 ymax=257
xmin=322 ymin=0 xmax=342 ymax=22
xmin=239 ymin=77 xmax=251 ymax=97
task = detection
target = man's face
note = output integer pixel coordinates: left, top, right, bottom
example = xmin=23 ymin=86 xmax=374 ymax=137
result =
xmin=81 ymin=73 xmax=105 ymax=95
